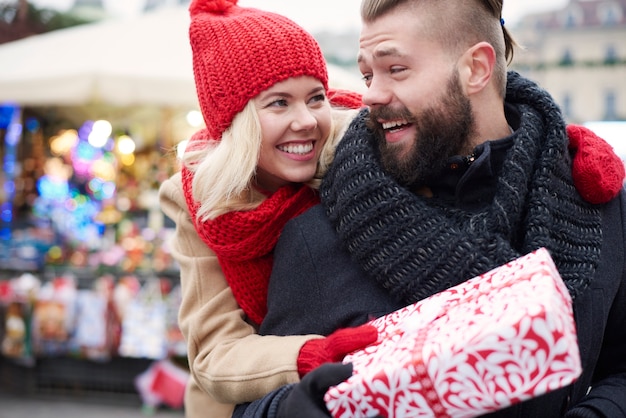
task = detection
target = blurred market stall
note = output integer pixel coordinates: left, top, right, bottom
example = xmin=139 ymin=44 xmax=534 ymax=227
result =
xmin=0 ymin=2 xmax=366 ymax=408
xmin=0 ymin=5 xmax=363 ymax=128
xmin=0 ymin=5 xmax=364 ymax=272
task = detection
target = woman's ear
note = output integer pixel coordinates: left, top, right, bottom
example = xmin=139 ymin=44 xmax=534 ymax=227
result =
xmin=459 ymin=41 xmax=496 ymax=96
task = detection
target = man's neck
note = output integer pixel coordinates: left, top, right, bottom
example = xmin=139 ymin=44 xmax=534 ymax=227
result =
xmin=468 ymin=92 xmax=511 ymax=151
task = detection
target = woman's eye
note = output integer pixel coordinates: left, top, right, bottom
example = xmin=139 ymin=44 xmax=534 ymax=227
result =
xmin=268 ymin=99 xmax=288 ymax=107
xmin=310 ymin=94 xmax=326 ymax=103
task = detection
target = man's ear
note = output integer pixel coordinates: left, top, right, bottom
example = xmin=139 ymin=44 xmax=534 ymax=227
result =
xmin=459 ymin=41 xmax=495 ymax=95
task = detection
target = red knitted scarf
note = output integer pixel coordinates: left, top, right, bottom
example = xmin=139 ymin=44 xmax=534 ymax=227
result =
xmin=182 ymin=166 xmax=319 ymax=325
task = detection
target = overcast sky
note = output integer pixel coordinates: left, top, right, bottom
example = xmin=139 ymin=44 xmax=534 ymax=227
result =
xmin=29 ymin=0 xmax=569 ymax=32
xmin=241 ymin=0 xmax=570 ymax=31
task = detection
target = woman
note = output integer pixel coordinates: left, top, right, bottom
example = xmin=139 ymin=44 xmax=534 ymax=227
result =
xmin=159 ymin=1 xmax=370 ymax=417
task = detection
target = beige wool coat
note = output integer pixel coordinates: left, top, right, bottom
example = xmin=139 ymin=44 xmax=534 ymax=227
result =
xmin=158 ymin=172 xmax=317 ymax=418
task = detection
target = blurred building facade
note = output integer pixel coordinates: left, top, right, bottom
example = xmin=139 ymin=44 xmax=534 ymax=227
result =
xmin=510 ymin=0 xmax=626 ymax=124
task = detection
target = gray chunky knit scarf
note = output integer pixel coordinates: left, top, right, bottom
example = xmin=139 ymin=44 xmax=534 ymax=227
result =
xmin=320 ymin=72 xmax=602 ymax=303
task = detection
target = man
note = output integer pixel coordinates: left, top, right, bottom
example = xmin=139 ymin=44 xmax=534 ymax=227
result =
xmin=235 ymin=0 xmax=626 ymax=416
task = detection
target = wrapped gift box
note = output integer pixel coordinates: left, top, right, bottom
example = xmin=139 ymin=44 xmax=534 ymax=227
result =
xmin=324 ymin=248 xmax=582 ymax=418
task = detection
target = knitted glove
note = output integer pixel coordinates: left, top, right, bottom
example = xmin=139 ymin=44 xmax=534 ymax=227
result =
xmin=567 ymin=124 xmax=625 ymax=204
xmin=297 ymin=324 xmax=378 ymax=377
xmin=277 ymin=363 xmax=353 ymax=418
xmin=327 ymin=88 xmax=364 ymax=110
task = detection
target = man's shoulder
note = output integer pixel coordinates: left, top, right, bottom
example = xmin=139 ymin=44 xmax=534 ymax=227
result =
xmin=277 ymin=203 xmax=339 ymax=254
xmin=287 ymin=203 xmax=333 ymax=232
xmin=601 ymin=186 xmax=626 ymax=219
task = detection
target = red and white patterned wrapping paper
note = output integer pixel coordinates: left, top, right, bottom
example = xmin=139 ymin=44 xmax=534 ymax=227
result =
xmin=324 ymin=248 xmax=582 ymax=418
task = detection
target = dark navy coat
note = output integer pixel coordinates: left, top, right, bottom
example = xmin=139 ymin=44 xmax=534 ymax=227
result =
xmin=258 ymin=191 xmax=626 ymax=417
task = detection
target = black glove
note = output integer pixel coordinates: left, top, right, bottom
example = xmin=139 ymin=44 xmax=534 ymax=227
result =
xmin=277 ymin=362 xmax=353 ymax=418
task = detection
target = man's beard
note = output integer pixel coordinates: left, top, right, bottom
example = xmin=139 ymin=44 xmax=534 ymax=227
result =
xmin=367 ymin=71 xmax=475 ymax=189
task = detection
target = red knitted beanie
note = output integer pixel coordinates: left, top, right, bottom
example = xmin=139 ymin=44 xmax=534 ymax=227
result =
xmin=188 ymin=0 xmax=329 ymax=141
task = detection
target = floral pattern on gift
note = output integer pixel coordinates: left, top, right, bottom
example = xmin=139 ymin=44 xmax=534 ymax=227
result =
xmin=324 ymin=248 xmax=582 ymax=418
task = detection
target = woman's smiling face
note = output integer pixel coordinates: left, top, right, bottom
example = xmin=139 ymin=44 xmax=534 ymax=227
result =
xmin=253 ymin=76 xmax=331 ymax=192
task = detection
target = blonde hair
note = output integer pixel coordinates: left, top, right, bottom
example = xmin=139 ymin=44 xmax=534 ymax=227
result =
xmin=183 ymin=101 xmax=358 ymax=221
xmin=308 ymin=106 xmax=359 ymax=189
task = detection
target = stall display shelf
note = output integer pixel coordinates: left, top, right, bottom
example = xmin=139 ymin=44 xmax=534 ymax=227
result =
xmin=0 ymin=355 xmax=153 ymax=404
xmin=0 ymin=266 xmax=185 ymax=406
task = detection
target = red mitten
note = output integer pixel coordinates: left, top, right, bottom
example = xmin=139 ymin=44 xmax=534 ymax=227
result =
xmin=567 ymin=124 xmax=625 ymax=204
xmin=297 ymin=324 xmax=378 ymax=377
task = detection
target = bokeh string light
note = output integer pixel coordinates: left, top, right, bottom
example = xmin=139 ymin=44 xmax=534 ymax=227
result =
xmin=0 ymin=104 xmax=22 ymax=242
xmin=34 ymin=119 xmax=131 ymax=252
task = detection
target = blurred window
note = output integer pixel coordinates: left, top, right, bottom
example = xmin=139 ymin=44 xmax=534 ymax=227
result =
xmin=562 ymin=6 xmax=583 ymax=28
xmin=560 ymin=48 xmax=574 ymax=66
xmin=605 ymin=45 xmax=619 ymax=65
xmin=604 ymin=91 xmax=618 ymax=120
xmin=562 ymin=93 xmax=573 ymax=120
xmin=598 ymin=2 xmax=622 ymax=26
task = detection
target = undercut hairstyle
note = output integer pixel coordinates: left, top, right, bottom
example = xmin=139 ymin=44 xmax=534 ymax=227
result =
xmin=361 ymin=0 xmax=518 ymax=97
